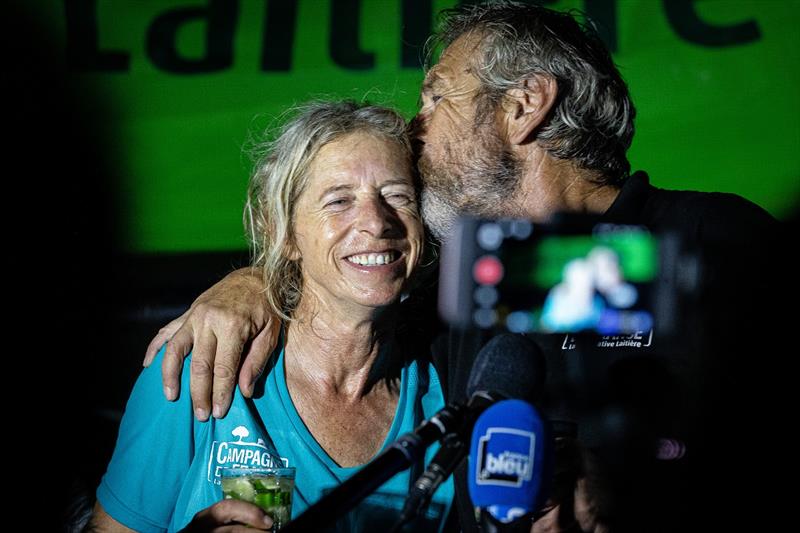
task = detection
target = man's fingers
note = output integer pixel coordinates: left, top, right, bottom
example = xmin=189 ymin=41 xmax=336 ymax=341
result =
xmin=144 ymin=312 xmax=188 ymax=367
xmin=211 ymin=334 xmax=246 ymax=419
xmin=162 ymin=326 xmax=193 ymax=401
xmin=144 ymin=329 xmax=170 ymax=368
xmin=189 ymin=330 xmax=218 ymax=421
xmin=239 ymin=322 xmax=279 ymax=397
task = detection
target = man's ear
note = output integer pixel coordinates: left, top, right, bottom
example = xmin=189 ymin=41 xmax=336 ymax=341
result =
xmin=502 ymin=75 xmax=558 ymax=146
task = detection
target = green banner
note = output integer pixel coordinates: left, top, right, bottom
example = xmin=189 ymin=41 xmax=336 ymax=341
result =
xmin=32 ymin=0 xmax=800 ymax=252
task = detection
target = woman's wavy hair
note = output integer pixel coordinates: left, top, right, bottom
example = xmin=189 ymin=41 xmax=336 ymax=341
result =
xmin=429 ymin=1 xmax=636 ymax=184
xmin=244 ymin=101 xmax=413 ymax=321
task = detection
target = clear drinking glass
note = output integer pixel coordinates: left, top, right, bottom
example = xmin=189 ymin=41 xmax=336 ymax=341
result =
xmin=220 ymin=467 xmax=296 ymax=530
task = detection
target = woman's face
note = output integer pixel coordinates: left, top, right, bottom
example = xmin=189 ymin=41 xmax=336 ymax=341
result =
xmin=291 ymin=132 xmax=423 ymax=312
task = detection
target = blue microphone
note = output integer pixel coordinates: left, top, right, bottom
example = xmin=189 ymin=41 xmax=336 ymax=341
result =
xmin=468 ymin=399 xmax=553 ymax=530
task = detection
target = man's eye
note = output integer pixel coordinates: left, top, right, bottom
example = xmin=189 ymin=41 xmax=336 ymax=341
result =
xmin=421 ymin=93 xmax=441 ymax=107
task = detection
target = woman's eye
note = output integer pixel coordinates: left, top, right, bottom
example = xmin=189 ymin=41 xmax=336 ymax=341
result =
xmin=325 ymin=198 xmax=349 ymax=208
xmin=431 ymin=95 xmax=442 ymax=103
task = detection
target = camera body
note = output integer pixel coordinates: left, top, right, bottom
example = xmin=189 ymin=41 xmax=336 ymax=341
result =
xmin=438 ymin=214 xmax=707 ymax=474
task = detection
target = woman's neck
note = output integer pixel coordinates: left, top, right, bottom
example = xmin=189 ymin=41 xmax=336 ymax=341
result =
xmin=284 ymin=294 xmax=399 ymax=400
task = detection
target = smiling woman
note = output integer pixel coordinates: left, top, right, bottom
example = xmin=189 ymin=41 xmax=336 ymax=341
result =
xmin=291 ymin=132 xmax=422 ymax=313
xmin=246 ymin=102 xmax=423 ymax=322
xmin=89 ymin=101 xmax=454 ymax=532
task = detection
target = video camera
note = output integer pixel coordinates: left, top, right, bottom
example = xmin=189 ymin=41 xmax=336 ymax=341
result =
xmin=433 ymin=214 xmax=778 ymax=527
xmin=437 ymin=214 xmax=707 ymax=477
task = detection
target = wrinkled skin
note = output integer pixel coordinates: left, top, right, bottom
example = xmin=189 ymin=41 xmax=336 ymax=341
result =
xmin=412 ymin=32 xmax=522 ymax=241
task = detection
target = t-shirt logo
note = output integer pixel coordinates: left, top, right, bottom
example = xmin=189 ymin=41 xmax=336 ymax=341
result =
xmin=206 ymin=425 xmax=287 ymax=484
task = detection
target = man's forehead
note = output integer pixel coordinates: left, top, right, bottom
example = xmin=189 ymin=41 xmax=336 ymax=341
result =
xmin=428 ymin=34 xmax=480 ymax=77
xmin=424 ymin=53 xmax=473 ymax=87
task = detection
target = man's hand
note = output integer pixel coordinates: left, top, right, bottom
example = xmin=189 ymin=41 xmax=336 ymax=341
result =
xmin=143 ymin=267 xmax=280 ymax=421
xmin=179 ymin=500 xmax=273 ymax=532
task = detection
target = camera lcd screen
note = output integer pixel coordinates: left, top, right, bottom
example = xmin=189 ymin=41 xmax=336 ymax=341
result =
xmin=439 ymin=218 xmax=666 ymax=336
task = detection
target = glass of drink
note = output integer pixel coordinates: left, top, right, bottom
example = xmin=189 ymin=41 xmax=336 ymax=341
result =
xmin=220 ymin=467 xmax=296 ymax=530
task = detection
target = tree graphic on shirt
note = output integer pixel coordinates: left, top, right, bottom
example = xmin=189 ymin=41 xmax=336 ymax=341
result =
xmin=232 ymin=426 xmax=249 ymax=442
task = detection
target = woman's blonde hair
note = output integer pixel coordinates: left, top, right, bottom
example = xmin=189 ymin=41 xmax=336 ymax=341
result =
xmin=244 ymin=100 xmax=413 ymax=321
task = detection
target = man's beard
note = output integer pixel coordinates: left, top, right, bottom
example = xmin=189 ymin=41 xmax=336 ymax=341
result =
xmin=418 ymin=123 xmax=521 ymax=242
xmin=420 ymin=187 xmax=461 ymax=242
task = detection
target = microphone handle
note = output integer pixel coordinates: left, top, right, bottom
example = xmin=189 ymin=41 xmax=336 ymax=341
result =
xmin=282 ymin=404 xmax=464 ymax=532
xmin=405 ymin=435 xmax=466 ymax=515
xmin=400 ymin=391 xmax=497 ymax=521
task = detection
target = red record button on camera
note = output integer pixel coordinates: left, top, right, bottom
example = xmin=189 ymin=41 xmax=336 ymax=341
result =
xmin=473 ymin=255 xmax=504 ymax=286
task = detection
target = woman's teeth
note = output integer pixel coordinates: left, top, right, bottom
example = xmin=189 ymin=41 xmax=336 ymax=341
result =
xmin=346 ymin=252 xmax=397 ymax=266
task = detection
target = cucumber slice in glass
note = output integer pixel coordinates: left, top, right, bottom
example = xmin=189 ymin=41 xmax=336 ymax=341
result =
xmin=221 ymin=477 xmax=256 ymax=502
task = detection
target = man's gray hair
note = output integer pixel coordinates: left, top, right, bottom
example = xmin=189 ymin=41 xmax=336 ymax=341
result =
xmin=245 ymin=100 xmax=412 ymax=320
xmin=430 ymin=1 xmax=635 ymax=184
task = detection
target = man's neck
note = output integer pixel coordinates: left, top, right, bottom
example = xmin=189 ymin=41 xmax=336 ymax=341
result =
xmin=512 ymin=149 xmax=621 ymax=221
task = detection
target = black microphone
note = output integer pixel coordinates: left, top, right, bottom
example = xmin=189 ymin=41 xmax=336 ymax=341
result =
xmin=397 ymin=333 xmax=546 ymax=526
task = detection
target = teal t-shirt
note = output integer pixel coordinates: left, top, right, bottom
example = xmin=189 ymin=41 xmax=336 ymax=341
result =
xmin=97 ymin=345 xmax=453 ymax=532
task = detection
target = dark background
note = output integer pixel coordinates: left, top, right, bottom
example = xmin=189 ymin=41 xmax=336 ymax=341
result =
xmin=3 ymin=5 xmax=239 ymax=527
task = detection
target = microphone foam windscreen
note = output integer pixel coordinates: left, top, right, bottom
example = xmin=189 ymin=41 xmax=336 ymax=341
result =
xmin=468 ymin=399 xmax=552 ymax=522
xmin=466 ymin=333 xmax=546 ymax=403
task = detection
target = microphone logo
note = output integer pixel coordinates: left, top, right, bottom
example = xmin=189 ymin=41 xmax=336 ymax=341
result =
xmin=475 ymin=428 xmax=535 ymax=487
